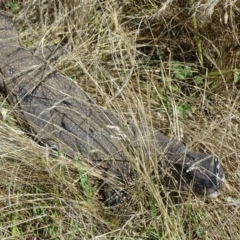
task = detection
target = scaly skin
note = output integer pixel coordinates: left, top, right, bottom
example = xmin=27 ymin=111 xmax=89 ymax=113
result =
xmin=0 ymin=13 xmax=224 ymax=202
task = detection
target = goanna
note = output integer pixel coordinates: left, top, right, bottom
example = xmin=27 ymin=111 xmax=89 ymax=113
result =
xmin=0 ymin=12 xmax=225 ymax=203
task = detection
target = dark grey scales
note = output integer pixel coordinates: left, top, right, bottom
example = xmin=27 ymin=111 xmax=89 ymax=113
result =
xmin=0 ymin=13 xmax=225 ymax=204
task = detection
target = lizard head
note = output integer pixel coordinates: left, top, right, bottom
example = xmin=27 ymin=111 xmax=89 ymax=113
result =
xmin=176 ymin=152 xmax=225 ymax=198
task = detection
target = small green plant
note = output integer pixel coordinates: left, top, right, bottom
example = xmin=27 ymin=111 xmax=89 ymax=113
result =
xmin=157 ymin=86 xmax=192 ymax=119
xmin=234 ymin=68 xmax=239 ymax=83
xmin=176 ymin=104 xmax=192 ymax=119
xmin=186 ymin=210 xmax=207 ymax=239
xmin=46 ymin=217 xmax=58 ymax=238
xmin=10 ymin=194 xmax=21 ymax=238
xmin=4 ymin=0 xmax=19 ymax=14
xmin=74 ymin=155 xmax=96 ymax=201
xmin=21 ymin=39 xmax=34 ymax=48
xmin=0 ymin=102 xmax=19 ymax=127
xmin=193 ymin=75 xmax=204 ymax=85
xmin=171 ymin=61 xmax=194 ymax=80
xmin=4 ymin=114 xmax=16 ymax=126
xmin=152 ymin=48 xmax=164 ymax=61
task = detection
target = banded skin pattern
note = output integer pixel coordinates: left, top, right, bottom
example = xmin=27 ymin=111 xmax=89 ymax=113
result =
xmin=0 ymin=12 xmax=224 ymax=203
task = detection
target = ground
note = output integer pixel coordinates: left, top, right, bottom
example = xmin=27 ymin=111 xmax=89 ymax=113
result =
xmin=0 ymin=0 xmax=239 ymax=239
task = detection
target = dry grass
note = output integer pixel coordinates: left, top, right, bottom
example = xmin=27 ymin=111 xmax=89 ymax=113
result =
xmin=0 ymin=0 xmax=240 ymax=239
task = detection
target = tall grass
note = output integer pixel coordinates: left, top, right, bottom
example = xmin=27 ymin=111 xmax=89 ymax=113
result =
xmin=0 ymin=0 xmax=239 ymax=239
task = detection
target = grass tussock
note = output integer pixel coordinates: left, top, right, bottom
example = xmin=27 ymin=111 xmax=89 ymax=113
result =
xmin=0 ymin=0 xmax=240 ymax=238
